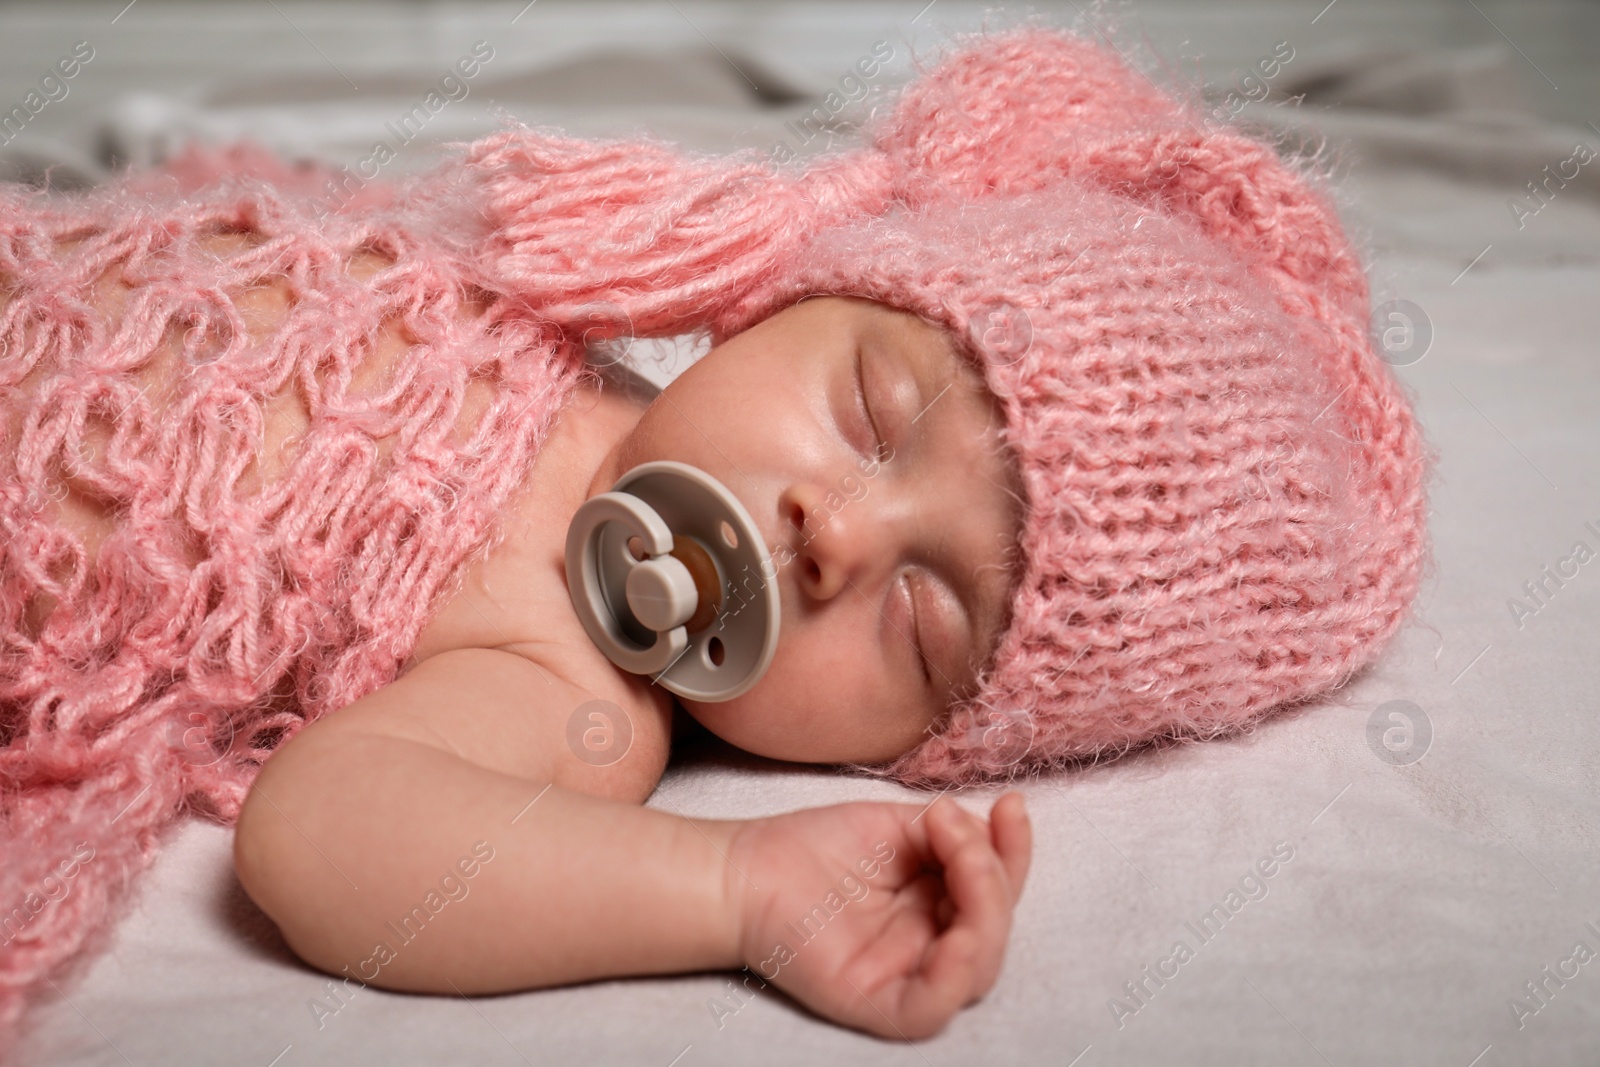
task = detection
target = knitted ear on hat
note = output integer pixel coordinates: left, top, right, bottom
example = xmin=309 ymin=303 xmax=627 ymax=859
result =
xmin=863 ymin=24 xmax=1367 ymax=321
xmin=867 ymin=21 xmax=1178 ymax=207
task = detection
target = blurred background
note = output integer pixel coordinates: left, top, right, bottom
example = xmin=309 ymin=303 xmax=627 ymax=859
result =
xmin=1 ymin=0 xmax=1595 ymax=182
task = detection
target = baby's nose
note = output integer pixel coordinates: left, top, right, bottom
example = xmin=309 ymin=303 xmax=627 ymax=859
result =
xmin=781 ymin=482 xmax=891 ymax=601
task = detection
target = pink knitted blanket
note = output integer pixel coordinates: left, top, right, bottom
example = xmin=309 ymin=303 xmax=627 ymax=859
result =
xmin=0 ymin=135 xmax=596 ymax=1046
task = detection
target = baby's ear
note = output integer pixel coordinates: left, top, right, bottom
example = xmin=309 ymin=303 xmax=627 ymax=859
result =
xmin=871 ymin=23 xmax=1183 ymax=203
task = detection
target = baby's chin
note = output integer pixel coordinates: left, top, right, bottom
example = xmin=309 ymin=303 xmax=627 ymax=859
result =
xmin=675 ymin=693 xmax=921 ymax=767
xmin=673 ymin=693 xmax=824 ymax=764
xmin=674 ymin=694 xmax=770 ymax=755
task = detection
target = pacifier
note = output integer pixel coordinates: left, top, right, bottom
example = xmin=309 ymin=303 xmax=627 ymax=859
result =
xmin=564 ymin=460 xmax=780 ymax=701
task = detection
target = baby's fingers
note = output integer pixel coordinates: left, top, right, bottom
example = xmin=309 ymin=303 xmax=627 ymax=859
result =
xmin=929 ymin=799 xmax=1014 ymax=994
xmin=991 ymin=791 xmax=1032 ymax=906
xmin=932 ymin=793 xmax=1029 ymax=927
xmin=886 ymin=797 xmax=1014 ymax=1038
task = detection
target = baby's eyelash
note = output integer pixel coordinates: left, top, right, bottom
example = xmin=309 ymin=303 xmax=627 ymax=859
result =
xmin=856 ymin=347 xmax=883 ymax=451
xmin=907 ymin=574 xmax=932 ymax=685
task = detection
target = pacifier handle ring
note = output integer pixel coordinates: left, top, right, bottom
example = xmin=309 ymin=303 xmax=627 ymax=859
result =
xmin=564 ymin=491 xmax=689 ymax=676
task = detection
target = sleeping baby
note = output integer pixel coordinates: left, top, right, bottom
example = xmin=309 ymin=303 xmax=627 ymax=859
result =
xmin=0 ymin=20 xmax=1428 ymax=1046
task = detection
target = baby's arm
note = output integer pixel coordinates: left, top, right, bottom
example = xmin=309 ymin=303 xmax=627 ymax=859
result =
xmin=233 ymin=648 xmax=745 ymax=992
xmin=234 ymin=647 xmax=1031 ymax=1038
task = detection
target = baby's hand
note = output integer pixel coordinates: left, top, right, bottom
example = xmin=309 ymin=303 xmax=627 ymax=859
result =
xmin=725 ymin=792 xmax=1031 ymax=1040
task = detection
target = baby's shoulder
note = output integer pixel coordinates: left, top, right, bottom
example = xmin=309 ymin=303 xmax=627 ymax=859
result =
xmin=328 ymin=643 xmax=675 ymax=806
xmin=385 ymin=358 xmax=671 ymax=798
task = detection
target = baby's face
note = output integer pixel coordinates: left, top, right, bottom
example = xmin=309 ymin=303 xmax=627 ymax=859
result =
xmin=588 ymin=295 xmax=1024 ymax=765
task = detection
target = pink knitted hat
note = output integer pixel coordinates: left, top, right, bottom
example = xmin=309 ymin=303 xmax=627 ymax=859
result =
xmin=692 ymin=25 xmax=1435 ymax=786
xmin=462 ymin=21 xmax=1432 ymax=788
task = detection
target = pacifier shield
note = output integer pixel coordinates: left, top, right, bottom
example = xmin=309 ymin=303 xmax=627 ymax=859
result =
xmin=565 ymin=461 xmax=780 ymax=702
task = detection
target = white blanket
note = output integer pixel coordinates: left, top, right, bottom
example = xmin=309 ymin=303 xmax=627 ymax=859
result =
xmin=5 ymin=2 xmax=1598 ymax=1064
